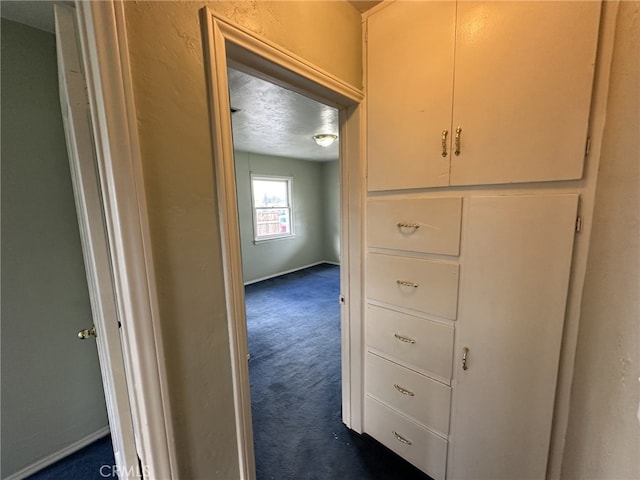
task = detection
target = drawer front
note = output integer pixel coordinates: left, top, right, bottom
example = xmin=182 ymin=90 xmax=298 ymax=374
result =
xmin=367 ymin=253 xmax=459 ymax=319
xmin=366 ymin=304 xmax=454 ymax=381
xmin=366 ymin=353 xmax=451 ymax=435
xmin=367 ymin=197 xmax=462 ymax=255
xmin=365 ymin=396 xmax=448 ymax=480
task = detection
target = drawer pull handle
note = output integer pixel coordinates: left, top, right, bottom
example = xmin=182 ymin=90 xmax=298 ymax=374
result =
xmin=441 ymin=129 xmax=448 ymax=157
xmin=462 ymin=346 xmax=470 ymax=371
xmin=394 ymin=333 xmax=416 ymax=344
xmin=397 ymin=222 xmax=420 ymax=230
xmin=396 ymin=280 xmax=418 ymax=288
xmin=393 ymin=431 xmax=413 ymax=446
xmin=394 ymin=384 xmax=415 ymax=396
xmin=455 ymin=126 xmax=462 ymax=156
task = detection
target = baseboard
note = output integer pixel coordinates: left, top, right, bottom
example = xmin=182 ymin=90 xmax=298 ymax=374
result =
xmin=4 ymin=426 xmax=110 ymax=480
xmin=244 ymin=261 xmax=340 ymax=285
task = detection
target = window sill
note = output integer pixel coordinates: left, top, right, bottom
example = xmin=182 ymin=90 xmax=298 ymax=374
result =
xmin=253 ymin=234 xmax=296 ymax=245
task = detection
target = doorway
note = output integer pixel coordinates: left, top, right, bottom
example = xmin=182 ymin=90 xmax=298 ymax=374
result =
xmin=201 ymin=9 xmax=365 ymax=478
xmin=227 ymin=67 xmax=343 ymax=477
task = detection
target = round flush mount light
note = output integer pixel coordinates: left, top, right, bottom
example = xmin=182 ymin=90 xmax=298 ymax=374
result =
xmin=313 ymin=133 xmax=338 ymax=147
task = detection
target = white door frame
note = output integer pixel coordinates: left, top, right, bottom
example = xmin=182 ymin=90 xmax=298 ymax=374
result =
xmin=55 ymin=4 xmax=140 ymax=478
xmin=200 ymin=9 xmax=365 ymax=479
xmin=70 ymin=1 xmax=177 ymax=478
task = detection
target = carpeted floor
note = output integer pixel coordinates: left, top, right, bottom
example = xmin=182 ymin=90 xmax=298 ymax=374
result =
xmin=246 ymin=263 xmax=431 ymax=480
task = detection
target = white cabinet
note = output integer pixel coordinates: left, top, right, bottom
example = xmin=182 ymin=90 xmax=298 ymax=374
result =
xmin=365 ymin=396 xmax=449 ymax=480
xmin=367 ymin=1 xmax=455 ymax=191
xmin=448 ymin=194 xmax=579 ymax=479
xmin=366 ymin=304 xmax=454 ymax=383
xmin=449 ymin=2 xmax=601 ymax=186
xmin=367 ymin=253 xmax=459 ymax=320
xmin=366 ymin=1 xmax=601 ymax=191
xmin=364 ymin=196 xmax=461 ymax=480
xmin=366 ymin=352 xmax=451 ymax=436
xmin=364 ymin=193 xmax=579 ymax=479
xmin=367 ymin=196 xmax=462 ymax=255
xmin=364 ymin=2 xmax=602 ymax=478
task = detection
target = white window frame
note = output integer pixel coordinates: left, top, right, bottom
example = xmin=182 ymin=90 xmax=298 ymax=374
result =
xmin=250 ymin=174 xmax=294 ymax=242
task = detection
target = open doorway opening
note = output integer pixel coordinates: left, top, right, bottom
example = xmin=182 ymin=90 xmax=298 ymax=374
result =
xmin=228 ymin=67 xmax=344 ymax=477
xmin=201 ymin=9 xmax=368 ymax=477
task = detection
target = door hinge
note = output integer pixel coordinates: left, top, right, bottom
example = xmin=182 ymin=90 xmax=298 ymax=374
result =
xmin=339 ymin=294 xmax=346 ymax=305
xmin=585 ymin=136 xmax=591 ymax=157
xmin=576 ymin=215 xmax=583 ymax=233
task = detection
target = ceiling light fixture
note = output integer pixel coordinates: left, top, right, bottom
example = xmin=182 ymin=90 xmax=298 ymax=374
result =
xmin=313 ymin=133 xmax=338 ymax=147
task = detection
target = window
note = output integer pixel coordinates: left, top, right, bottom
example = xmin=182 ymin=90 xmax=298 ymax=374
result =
xmin=251 ymin=175 xmax=294 ymax=241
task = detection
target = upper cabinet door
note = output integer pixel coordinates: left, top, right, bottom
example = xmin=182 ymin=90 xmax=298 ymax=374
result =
xmin=449 ymin=1 xmax=601 ymax=186
xmin=367 ymin=2 xmax=456 ymax=191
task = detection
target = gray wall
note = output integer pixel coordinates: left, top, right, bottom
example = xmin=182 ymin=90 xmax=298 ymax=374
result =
xmin=321 ymin=160 xmax=340 ymax=264
xmin=561 ymin=2 xmax=640 ymax=478
xmin=234 ymin=151 xmax=339 ymax=283
xmin=1 ymin=19 xmax=109 ymax=478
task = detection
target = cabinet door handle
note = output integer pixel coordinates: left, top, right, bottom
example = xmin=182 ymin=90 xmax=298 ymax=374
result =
xmin=393 ymin=431 xmax=413 ymax=445
xmin=441 ymin=129 xmax=449 ymax=157
xmin=394 ymin=383 xmax=415 ymax=396
xmin=397 ymin=222 xmax=420 ymax=230
xmin=396 ymin=280 xmax=418 ymax=288
xmin=462 ymin=346 xmax=470 ymax=370
xmin=394 ymin=333 xmax=416 ymax=344
xmin=455 ymin=126 xmax=462 ymax=156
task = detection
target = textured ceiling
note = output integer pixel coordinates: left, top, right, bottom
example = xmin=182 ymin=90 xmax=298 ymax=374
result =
xmin=228 ymin=68 xmax=339 ymax=162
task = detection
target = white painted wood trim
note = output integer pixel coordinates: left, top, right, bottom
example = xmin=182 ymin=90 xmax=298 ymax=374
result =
xmin=5 ymin=427 xmax=110 ymax=480
xmin=55 ymin=4 xmax=139 ymax=478
xmin=200 ymin=8 xmax=364 ymax=479
xmin=340 ymin=102 xmax=365 ymax=433
xmin=211 ymin=16 xmax=363 ymax=105
xmin=200 ymin=10 xmax=256 ymax=479
xmin=73 ymin=1 xmax=177 ymax=478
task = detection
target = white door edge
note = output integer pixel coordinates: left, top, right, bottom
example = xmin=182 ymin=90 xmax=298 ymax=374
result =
xmin=54 ymin=3 xmax=139 ymax=478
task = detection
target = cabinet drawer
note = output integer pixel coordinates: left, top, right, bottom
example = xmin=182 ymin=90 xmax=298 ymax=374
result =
xmin=367 ymin=197 xmax=462 ymax=255
xmin=367 ymin=253 xmax=459 ymax=319
xmin=366 ymin=304 xmax=454 ymax=382
xmin=365 ymin=395 xmax=448 ymax=480
xmin=366 ymin=353 xmax=451 ymax=435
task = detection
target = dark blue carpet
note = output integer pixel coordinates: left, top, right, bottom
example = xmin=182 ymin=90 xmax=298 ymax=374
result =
xmin=27 ymin=434 xmax=115 ymax=479
xmin=246 ymin=263 xmax=431 ymax=480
